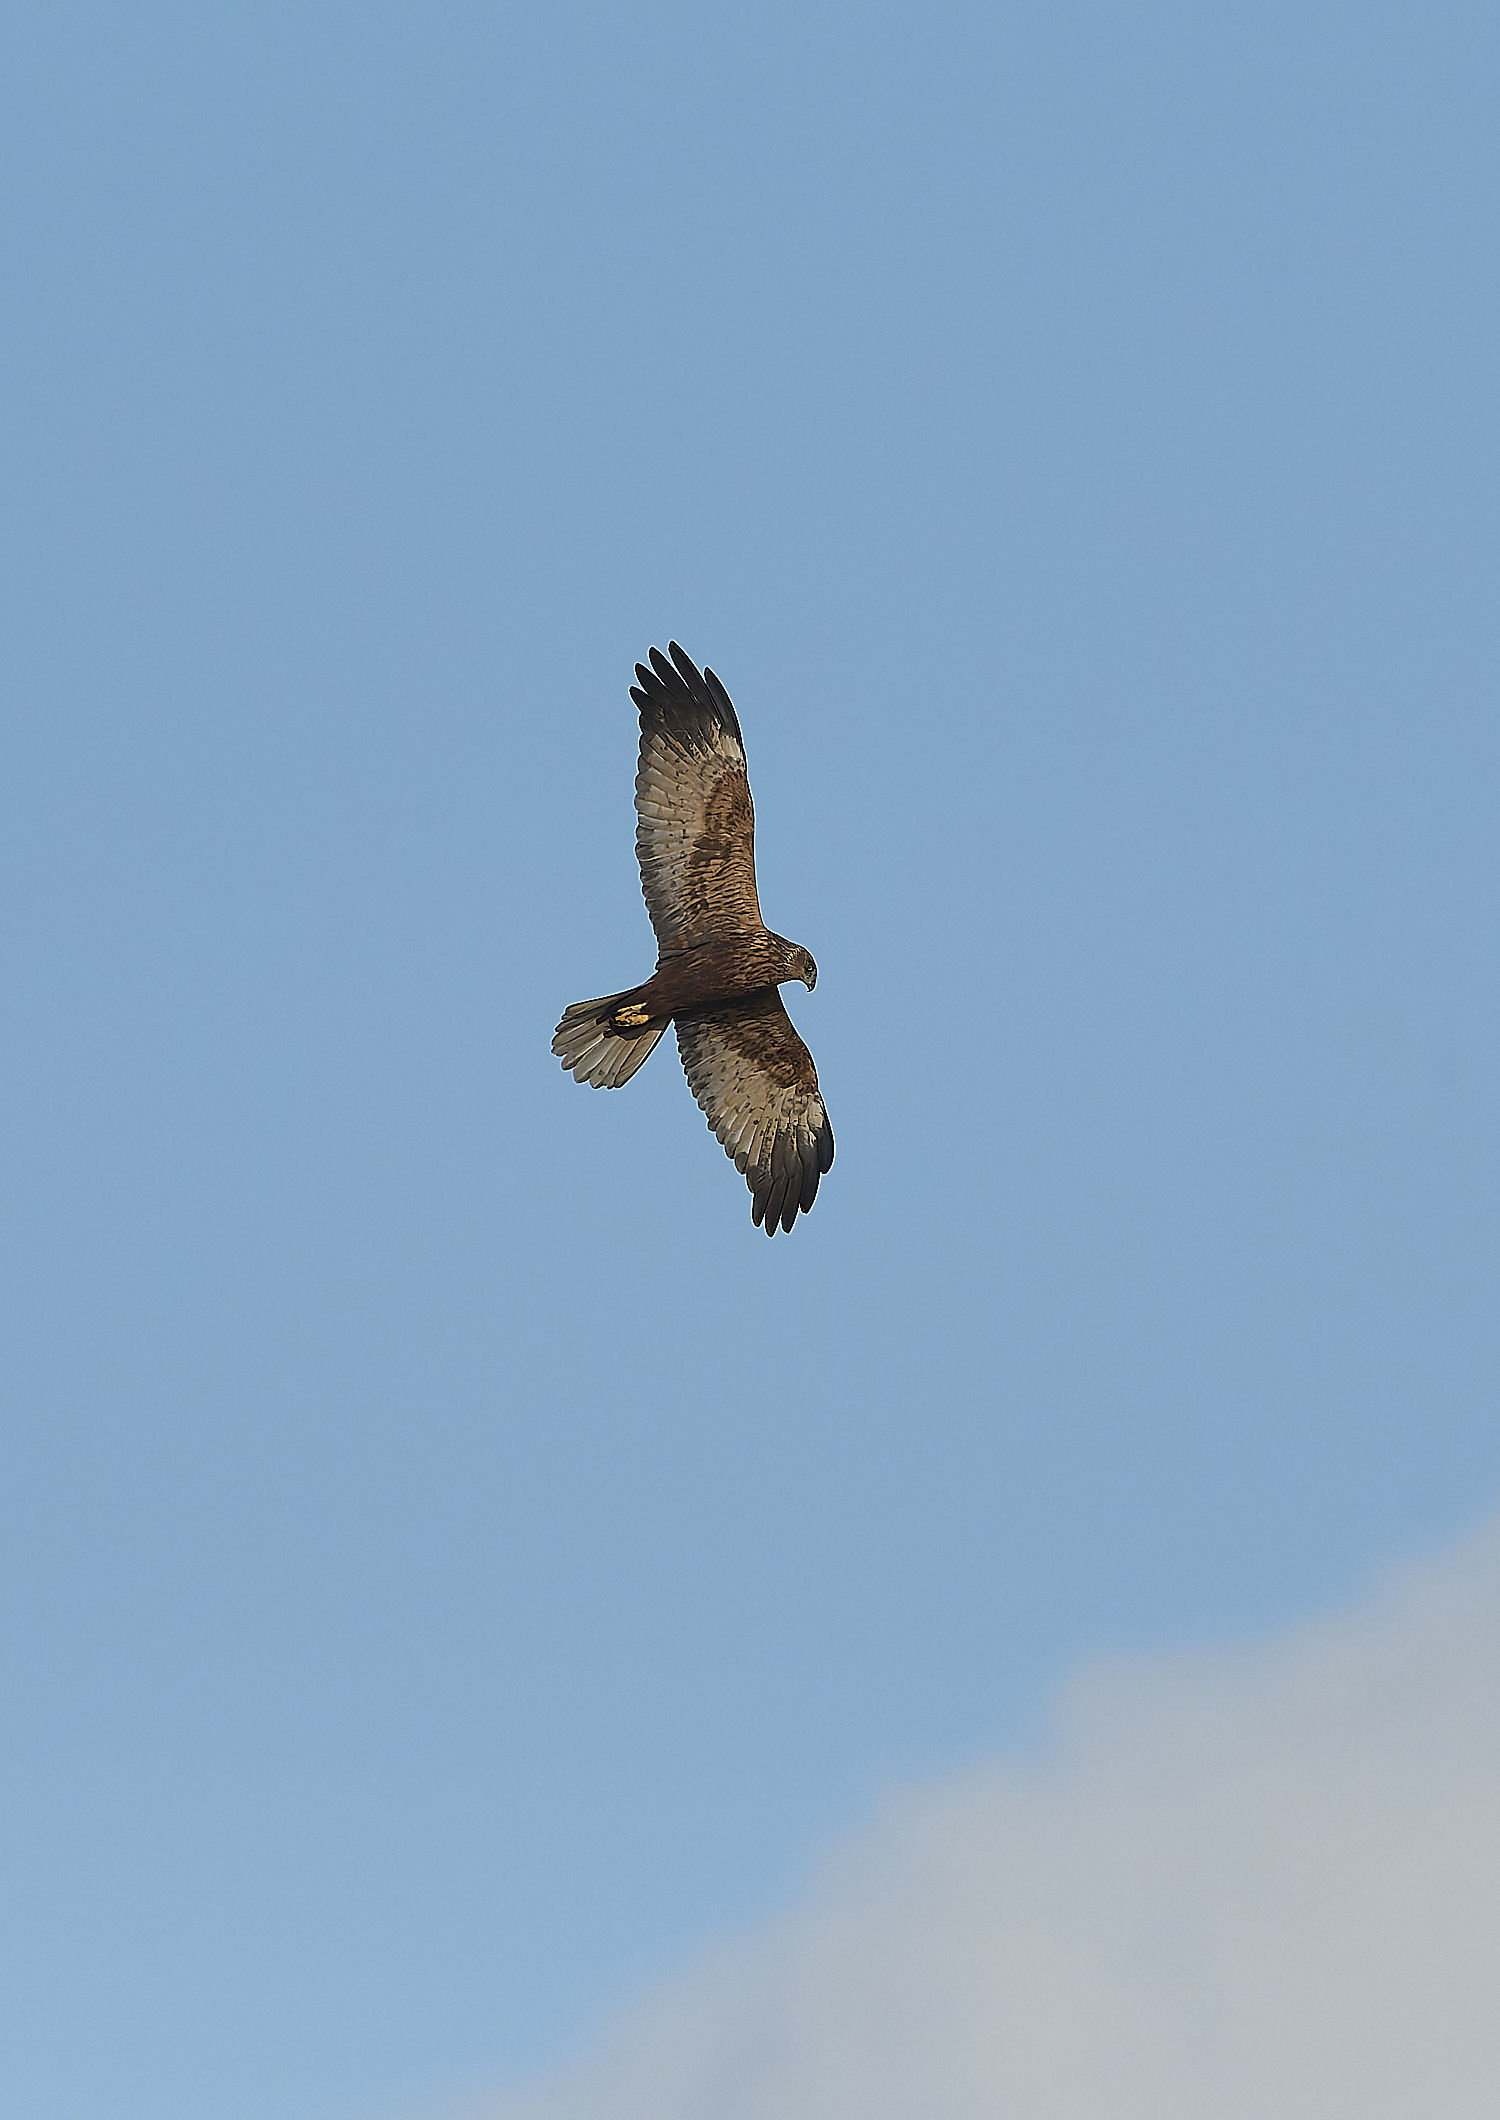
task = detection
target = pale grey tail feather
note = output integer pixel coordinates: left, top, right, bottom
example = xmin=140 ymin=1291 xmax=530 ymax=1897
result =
xmin=552 ymin=995 xmax=669 ymax=1089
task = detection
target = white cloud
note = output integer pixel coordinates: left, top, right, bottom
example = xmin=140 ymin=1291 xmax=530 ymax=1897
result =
xmin=447 ymin=1519 xmax=1500 ymax=2120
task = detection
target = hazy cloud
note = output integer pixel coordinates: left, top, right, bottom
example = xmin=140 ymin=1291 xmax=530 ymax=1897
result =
xmin=445 ymin=1520 xmax=1500 ymax=2119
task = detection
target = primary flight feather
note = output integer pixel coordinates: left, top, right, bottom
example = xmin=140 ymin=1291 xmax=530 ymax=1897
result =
xmin=552 ymin=643 xmax=833 ymax=1235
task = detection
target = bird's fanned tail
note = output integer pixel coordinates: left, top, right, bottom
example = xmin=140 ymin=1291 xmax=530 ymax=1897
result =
xmin=552 ymin=996 xmax=669 ymax=1089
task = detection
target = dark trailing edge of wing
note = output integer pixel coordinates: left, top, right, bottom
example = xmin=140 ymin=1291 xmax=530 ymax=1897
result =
xmin=629 ymin=641 xmax=744 ymax=752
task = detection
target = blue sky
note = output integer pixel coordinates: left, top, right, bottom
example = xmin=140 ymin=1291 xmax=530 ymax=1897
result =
xmin=2 ymin=5 xmax=1496 ymax=2117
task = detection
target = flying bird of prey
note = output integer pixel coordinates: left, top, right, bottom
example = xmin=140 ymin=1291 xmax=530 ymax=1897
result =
xmin=553 ymin=643 xmax=833 ymax=1235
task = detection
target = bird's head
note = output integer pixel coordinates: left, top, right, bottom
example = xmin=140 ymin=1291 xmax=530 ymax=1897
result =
xmin=787 ymin=942 xmax=818 ymax=991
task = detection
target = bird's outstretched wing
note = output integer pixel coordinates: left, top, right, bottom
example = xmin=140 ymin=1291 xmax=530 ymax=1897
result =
xmin=675 ymin=990 xmax=834 ymax=1235
xmin=631 ymin=642 xmax=763 ymax=955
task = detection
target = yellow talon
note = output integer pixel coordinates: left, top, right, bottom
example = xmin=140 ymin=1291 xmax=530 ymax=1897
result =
xmin=614 ymin=1004 xmax=650 ymax=1027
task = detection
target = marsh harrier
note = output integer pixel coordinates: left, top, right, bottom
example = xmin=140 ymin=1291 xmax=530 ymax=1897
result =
xmin=552 ymin=644 xmax=833 ymax=1235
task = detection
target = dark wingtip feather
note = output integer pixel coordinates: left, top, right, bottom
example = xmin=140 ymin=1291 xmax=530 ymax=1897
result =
xmin=701 ymin=666 xmax=744 ymax=744
xmin=667 ymin=641 xmax=705 ymax=687
xmin=630 ymin=642 xmax=742 ymax=752
xmin=745 ymin=1140 xmax=828 ymax=1235
xmin=799 ymin=1156 xmax=820 ymax=1214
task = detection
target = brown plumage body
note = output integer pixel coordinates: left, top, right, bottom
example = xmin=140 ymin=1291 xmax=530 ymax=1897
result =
xmin=608 ymin=932 xmax=809 ymax=1028
xmin=552 ymin=643 xmax=833 ymax=1234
